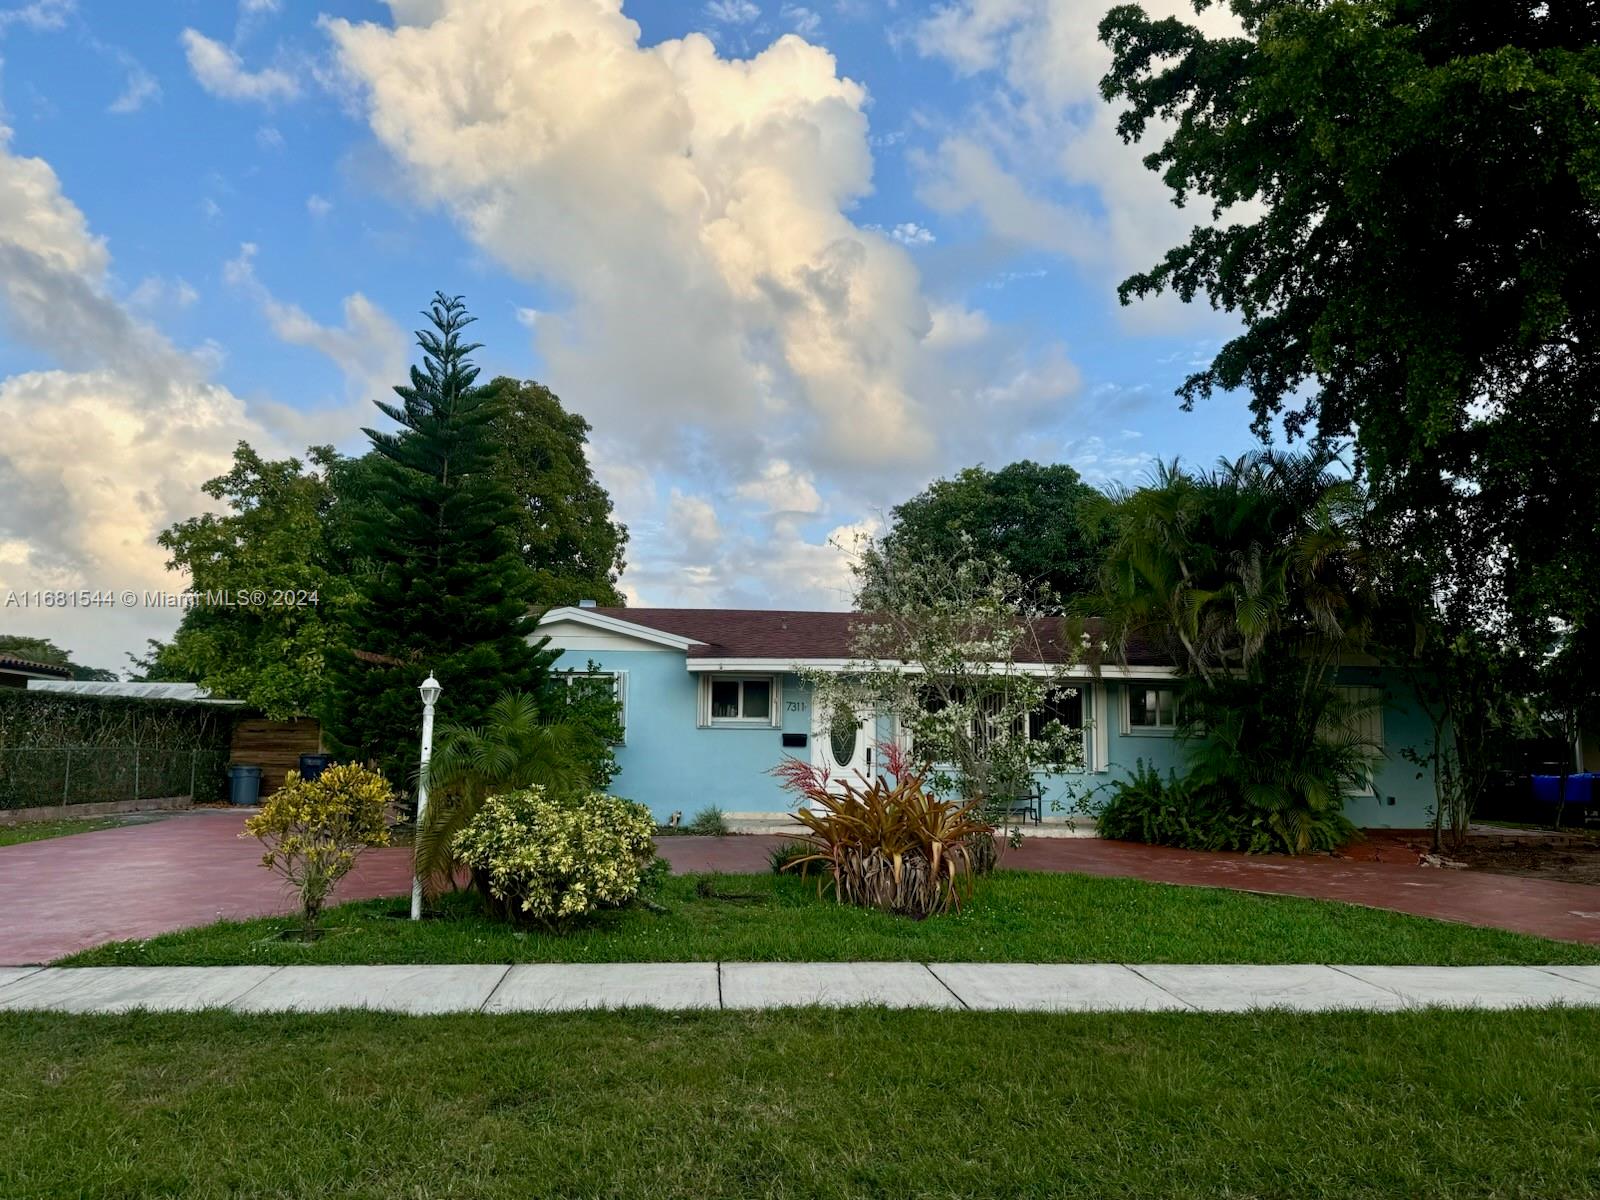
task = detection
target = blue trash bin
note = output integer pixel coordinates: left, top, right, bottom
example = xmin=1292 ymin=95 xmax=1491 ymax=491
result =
xmin=228 ymin=764 xmax=262 ymax=807
xmin=297 ymin=753 xmax=334 ymax=782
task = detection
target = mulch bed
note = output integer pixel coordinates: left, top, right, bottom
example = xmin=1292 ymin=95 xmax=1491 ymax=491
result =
xmin=1342 ymin=828 xmax=1600 ymax=886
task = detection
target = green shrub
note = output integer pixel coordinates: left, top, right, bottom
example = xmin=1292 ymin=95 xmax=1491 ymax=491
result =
xmin=416 ymin=691 xmax=618 ymax=898
xmin=1179 ymin=673 xmax=1366 ymax=854
xmin=451 ymin=787 xmax=657 ymax=926
xmin=767 ymin=840 xmax=813 ymax=875
xmin=243 ymin=763 xmax=394 ymax=934
xmin=1095 ymin=759 xmax=1267 ymax=852
xmin=685 ymin=805 xmax=729 ymax=836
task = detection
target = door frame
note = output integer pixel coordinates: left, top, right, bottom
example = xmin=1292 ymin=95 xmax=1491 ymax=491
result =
xmin=811 ymin=705 xmax=877 ymax=792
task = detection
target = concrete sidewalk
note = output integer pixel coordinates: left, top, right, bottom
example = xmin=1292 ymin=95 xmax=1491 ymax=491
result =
xmin=3 ymin=962 xmax=1600 ymax=1015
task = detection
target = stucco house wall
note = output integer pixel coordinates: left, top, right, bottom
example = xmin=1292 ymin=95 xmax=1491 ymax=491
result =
xmin=542 ymin=610 xmax=1439 ymax=830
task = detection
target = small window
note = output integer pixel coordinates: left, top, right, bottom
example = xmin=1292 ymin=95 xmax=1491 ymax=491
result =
xmin=1126 ymin=685 xmax=1179 ymax=732
xmin=558 ymin=669 xmax=626 ymax=745
xmin=1332 ymin=685 xmax=1386 ymax=794
xmin=1029 ymin=688 xmax=1084 ymax=741
xmin=703 ymin=676 xmax=780 ymax=727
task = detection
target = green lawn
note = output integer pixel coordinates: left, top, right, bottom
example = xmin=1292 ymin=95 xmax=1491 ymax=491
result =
xmin=0 ymin=815 xmax=129 ymax=847
xmin=62 ymin=869 xmax=1600 ymax=967
xmin=3 ymin=1007 xmax=1598 ymax=1198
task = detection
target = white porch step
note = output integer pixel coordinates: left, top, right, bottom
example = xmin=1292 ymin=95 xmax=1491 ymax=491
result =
xmin=718 ymin=812 xmax=1101 ymax=839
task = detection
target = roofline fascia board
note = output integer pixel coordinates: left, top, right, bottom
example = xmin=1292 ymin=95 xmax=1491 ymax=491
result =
xmin=537 ymin=606 xmax=706 ymax=650
xmin=684 ymin=658 xmax=1180 ymax=681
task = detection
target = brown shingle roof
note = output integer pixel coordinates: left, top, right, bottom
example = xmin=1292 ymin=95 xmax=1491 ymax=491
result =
xmin=584 ymin=608 xmax=1173 ymax=666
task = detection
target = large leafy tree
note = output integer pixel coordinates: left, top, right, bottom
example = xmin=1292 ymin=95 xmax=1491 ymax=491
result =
xmin=883 ymin=462 xmax=1108 ymax=605
xmin=1099 ymin=0 xmax=1600 ymax=683
xmin=0 ymin=635 xmax=116 ymax=681
xmin=147 ymin=443 xmax=353 ymax=717
xmin=483 ymin=376 xmax=628 ymax=607
xmin=322 ymin=294 xmax=553 ymax=781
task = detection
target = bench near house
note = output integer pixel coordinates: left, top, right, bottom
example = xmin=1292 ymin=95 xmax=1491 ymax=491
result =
xmin=537 ymin=605 xmax=1438 ymax=831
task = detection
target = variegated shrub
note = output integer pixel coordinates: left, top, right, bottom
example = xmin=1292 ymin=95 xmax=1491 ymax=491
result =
xmin=243 ymin=762 xmax=394 ymax=934
xmin=451 ymin=786 xmax=657 ymax=926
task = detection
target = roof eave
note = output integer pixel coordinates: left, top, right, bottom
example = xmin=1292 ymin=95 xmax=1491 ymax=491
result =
xmin=684 ymin=657 xmax=1180 ymax=680
xmin=538 ymin=606 xmax=708 ymax=651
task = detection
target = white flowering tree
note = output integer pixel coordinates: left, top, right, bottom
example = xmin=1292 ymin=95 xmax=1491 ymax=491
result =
xmin=803 ymin=535 xmax=1086 ymax=823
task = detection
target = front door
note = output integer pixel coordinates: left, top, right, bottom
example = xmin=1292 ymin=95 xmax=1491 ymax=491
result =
xmin=814 ymin=706 xmax=875 ymax=792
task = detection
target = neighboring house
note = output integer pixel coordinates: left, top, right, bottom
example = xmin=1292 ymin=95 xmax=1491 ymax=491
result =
xmin=538 ymin=605 xmax=1439 ymax=829
xmin=0 ymin=655 xmax=72 ymax=689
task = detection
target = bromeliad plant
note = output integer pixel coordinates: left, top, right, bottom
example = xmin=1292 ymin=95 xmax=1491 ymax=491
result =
xmin=243 ymin=762 xmax=395 ymax=937
xmin=772 ymin=742 xmax=993 ymax=919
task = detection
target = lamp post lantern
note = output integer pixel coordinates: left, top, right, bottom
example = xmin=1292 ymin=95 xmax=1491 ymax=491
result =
xmin=411 ymin=672 xmax=442 ymax=921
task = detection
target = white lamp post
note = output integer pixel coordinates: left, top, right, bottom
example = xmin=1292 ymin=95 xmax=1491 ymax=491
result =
xmin=411 ymin=672 xmax=442 ymax=921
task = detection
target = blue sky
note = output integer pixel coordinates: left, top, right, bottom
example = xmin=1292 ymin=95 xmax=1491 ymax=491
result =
xmin=0 ymin=0 xmax=1260 ymax=672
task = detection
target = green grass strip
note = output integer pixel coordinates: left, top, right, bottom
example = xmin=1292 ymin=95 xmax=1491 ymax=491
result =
xmin=61 ymin=870 xmax=1600 ymax=967
xmin=2 ymin=1007 xmax=1599 ymax=1198
xmin=0 ymin=816 xmax=128 ymax=847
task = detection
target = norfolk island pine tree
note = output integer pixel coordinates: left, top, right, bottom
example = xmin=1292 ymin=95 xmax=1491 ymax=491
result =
xmin=322 ymin=293 xmax=554 ymax=785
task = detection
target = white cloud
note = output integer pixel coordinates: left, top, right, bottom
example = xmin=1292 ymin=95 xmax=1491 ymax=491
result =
xmin=781 ymin=4 xmax=819 ymax=36
xmin=667 ymin=490 xmax=723 ymax=554
xmin=887 ymin=220 xmax=934 ymax=246
xmin=305 ymin=193 xmax=332 ymax=219
xmin=0 ymin=0 xmax=72 ymax=34
xmin=106 ymin=58 xmax=159 ymax=114
xmin=325 ymin=0 xmax=1089 ymax=609
xmin=180 ymin=28 xmax=300 ymax=103
xmin=913 ymin=135 xmax=1097 ymax=259
xmin=223 ymin=241 xmax=407 ymax=439
xmin=0 ymin=120 xmax=286 ymax=669
xmin=328 ymin=4 xmax=929 ymax=471
xmin=734 ymin=458 xmax=822 ymax=515
xmin=127 ymin=275 xmax=199 ymax=311
xmin=704 ymin=0 xmax=760 ymax=23
xmin=924 ymin=302 xmax=990 ymax=350
xmin=910 ymin=0 xmax=1246 ymax=327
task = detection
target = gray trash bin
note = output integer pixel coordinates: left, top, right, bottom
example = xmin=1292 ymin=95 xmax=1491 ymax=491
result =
xmin=228 ymin=764 xmax=262 ymax=807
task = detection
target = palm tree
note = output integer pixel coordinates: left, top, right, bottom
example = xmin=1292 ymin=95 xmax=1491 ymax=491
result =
xmin=1089 ymin=447 xmax=1383 ymax=853
xmin=1093 ymin=447 xmax=1376 ymax=680
xmin=414 ymin=692 xmax=599 ymax=896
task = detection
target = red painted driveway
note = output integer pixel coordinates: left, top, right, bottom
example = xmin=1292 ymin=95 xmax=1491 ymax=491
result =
xmin=0 ymin=810 xmax=415 ymax=964
xmin=658 ymin=834 xmax=1600 ymax=946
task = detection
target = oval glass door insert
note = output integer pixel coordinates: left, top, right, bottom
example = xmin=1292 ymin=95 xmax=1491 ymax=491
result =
xmin=829 ymin=710 xmax=859 ymax=765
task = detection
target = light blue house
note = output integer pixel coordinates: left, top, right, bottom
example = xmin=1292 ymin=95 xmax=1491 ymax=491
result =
xmin=538 ymin=605 xmax=1438 ymax=830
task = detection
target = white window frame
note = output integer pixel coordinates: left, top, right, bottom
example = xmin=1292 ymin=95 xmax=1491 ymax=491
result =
xmin=558 ymin=668 xmax=628 ymax=745
xmin=699 ymin=675 xmax=781 ymax=729
xmin=1335 ymin=684 xmax=1385 ymax=795
xmin=1123 ymin=683 xmax=1180 ymax=735
xmin=1028 ymin=685 xmax=1093 ymax=771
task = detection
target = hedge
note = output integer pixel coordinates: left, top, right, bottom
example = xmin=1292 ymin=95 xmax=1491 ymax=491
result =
xmin=0 ymin=691 xmax=237 ymax=810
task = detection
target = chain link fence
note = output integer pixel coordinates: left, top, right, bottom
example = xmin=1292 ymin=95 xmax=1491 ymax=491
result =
xmin=0 ymin=747 xmax=231 ymax=811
